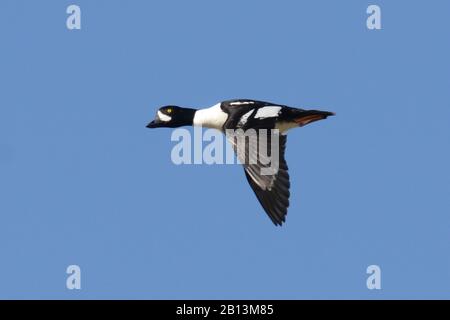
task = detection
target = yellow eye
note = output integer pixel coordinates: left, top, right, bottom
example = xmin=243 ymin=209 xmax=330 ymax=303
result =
xmin=167 ymin=108 xmax=172 ymax=114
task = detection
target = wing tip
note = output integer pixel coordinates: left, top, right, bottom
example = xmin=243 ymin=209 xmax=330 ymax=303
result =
xmin=268 ymin=211 xmax=287 ymax=226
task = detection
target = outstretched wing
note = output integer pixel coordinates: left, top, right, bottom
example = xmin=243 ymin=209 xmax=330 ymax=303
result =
xmin=227 ymin=130 xmax=290 ymax=226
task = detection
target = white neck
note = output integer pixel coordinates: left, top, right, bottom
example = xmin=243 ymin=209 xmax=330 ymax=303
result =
xmin=193 ymin=103 xmax=228 ymax=130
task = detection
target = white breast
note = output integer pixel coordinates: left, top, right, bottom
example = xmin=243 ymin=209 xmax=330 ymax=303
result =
xmin=193 ymin=103 xmax=228 ymax=130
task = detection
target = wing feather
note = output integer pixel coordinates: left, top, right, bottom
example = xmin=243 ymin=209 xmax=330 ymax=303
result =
xmin=227 ymin=131 xmax=290 ymax=225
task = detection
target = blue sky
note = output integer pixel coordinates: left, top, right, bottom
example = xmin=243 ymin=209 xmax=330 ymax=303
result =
xmin=0 ymin=0 xmax=449 ymax=299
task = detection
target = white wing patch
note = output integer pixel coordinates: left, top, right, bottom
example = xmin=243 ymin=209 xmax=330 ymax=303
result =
xmin=254 ymin=106 xmax=282 ymax=119
xmin=230 ymin=101 xmax=255 ymax=106
xmin=238 ymin=109 xmax=254 ymax=126
xmin=157 ymin=110 xmax=172 ymax=122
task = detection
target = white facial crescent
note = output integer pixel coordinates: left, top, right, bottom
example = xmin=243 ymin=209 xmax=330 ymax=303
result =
xmin=157 ymin=110 xmax=172 ymax=122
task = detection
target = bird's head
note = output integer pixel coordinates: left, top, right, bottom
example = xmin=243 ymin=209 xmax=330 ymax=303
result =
xmin=146 ymin=105 xmax=196 ymax=128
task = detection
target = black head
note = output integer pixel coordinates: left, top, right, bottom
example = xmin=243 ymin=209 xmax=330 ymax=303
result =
xmin=146 ymin=105 xmax=196 ymax=128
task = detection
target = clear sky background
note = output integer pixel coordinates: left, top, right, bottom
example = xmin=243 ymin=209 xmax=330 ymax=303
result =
xmin=1 ymin=0 xmax=449 ymax=299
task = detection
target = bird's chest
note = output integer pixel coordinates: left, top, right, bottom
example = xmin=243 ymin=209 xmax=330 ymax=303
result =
xmin=193 ymin=104 xmax=229 ymax=130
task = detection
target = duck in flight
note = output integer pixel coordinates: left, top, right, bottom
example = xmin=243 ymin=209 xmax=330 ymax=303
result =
xmin=147 ymin=99 xmax=334 ymax=226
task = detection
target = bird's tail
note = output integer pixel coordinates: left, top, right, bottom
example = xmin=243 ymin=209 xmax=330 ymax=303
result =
xmin=294 ymin=110 xmax=335 ymax=127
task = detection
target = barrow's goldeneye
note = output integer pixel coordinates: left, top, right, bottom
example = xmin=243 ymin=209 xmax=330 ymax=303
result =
xmin=147 ymin=99 xmax=334 ymax=226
